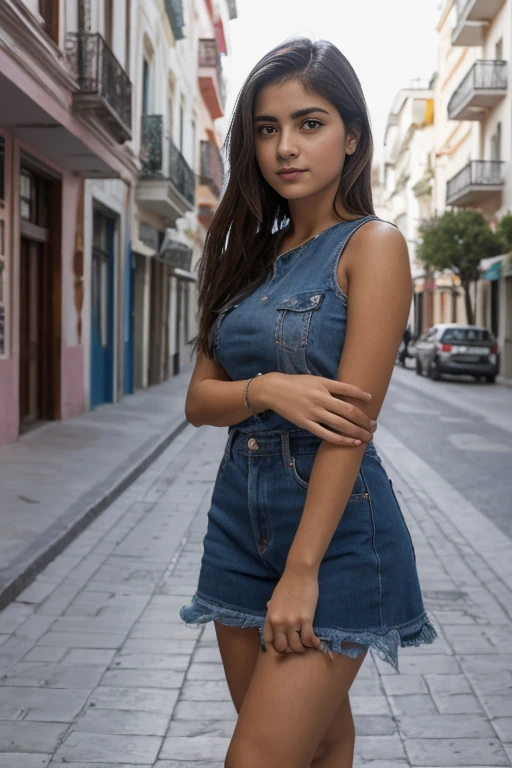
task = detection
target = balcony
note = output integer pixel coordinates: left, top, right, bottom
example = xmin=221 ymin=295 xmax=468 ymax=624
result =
xmin=66 ymin=33 xmax=132 ymax=143
xmin=198 ymin=39 xmax=223 ymax=120
xmin=137 ymin=115 xmax=195 ymax=221
xmin=199 ymin=140 xmax=223 ymax=199
xmin=452 ymin=0 xmax=506 ymax=46
xmin=164 ymin=0 xmax=185 ymax=41
xmin=446 ymin=160 xmax=504 ymax=206
xmin=448 ymin=60 xmax=507 ymax=120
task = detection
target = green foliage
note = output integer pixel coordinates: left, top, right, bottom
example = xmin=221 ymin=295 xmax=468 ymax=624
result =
xmin=495 ymin=212 xmax=512 ymax=252
xmin=417 ymin=210 xmax=502 ymax=284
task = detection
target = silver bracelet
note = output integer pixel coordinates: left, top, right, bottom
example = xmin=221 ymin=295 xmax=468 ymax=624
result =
xmin=244 ymin=372 xmax=263 ymax=420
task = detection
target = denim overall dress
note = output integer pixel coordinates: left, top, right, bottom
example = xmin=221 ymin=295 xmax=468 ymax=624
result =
xmin=180 ymin=215 xmax=437 ymax=670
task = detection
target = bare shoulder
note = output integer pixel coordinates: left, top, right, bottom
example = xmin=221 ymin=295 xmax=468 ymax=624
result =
xmin=338 ymin=219 xmax=410 ymax=297
xmin=349 ymin=219 xmax=408 ymax=265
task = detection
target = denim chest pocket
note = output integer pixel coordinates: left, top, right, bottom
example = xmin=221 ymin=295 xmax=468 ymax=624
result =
xmin=212 ymin=302 xmax=241 ymax=359
xmin=274 ymin=290 xmax=325 ymax=375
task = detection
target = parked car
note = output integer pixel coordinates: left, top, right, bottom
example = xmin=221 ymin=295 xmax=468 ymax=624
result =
xmin=415 ymin=323 xmax=499 ymax=383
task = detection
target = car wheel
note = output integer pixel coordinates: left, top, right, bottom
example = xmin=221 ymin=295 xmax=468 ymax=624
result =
xmin=416 ymin=358 xmax=423 ymax=376
xmin=428 ymin=360 xmax=441 ymax=381
xmin=485 ymin=375 xmax=496 ymax=384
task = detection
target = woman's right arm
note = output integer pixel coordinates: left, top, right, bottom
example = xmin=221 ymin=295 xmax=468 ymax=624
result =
xmin=185 ymin=354 xmax=377 ymax=447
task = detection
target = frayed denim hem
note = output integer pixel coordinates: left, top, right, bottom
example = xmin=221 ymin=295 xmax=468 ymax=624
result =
xmin=179 ymin=592 xmax=438 ymax=672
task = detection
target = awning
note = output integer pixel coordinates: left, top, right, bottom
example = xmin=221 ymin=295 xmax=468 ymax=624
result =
xmin=478 ymin=254 xmax=507 ymax=281
xmin=131 ymin=238 xmax=156 ymax=258
xmin=157 ymin=230 xmax=193 ymax=270
xmin=172 ymin=267 xmax=197 ymax=282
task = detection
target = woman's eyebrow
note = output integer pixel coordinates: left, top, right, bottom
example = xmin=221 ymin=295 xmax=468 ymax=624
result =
xmin=254 ymin=107 xmax=330 ymax=123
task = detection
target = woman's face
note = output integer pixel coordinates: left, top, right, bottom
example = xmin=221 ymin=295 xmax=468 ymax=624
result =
xmin=253 ymin=78 xmax=358 ymax=202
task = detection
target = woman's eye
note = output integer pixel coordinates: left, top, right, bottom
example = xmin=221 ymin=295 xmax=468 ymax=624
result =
xmin=258 ymin=125 xmax=276 ymax=135
xmin=302 ymin=119 xmax=322 ymax=130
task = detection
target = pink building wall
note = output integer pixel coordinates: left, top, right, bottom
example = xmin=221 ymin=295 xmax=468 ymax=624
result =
xmin=0 ymin=136 xmax=86 ymax=446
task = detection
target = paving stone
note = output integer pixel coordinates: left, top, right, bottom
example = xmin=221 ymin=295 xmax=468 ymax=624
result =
xmin=382 ymin=674 xmax=428 ymax=696
xmin=0 ymin=721 xmax=67 ymax=752
xmin=167 ymin=720 xmax=235 ymax=738
xmin=129 ymin=623 xmax=201 ymax=640
xmin=100 ymin=668 xmax=184 ymax=689
xmin=54 ymin=732 xmax=162 ymax=764
xmin=63 ymin=649 xmax=116 ymax=666
xmin=349 ymin=696 xmax=391 ymax=715
xmin=186 ymin=662 xmax=227 ymax=681
xmin=389 ymin=695 xmax=439 ymax=716
xmin=180 ymin=680 xmax=232 ymax=702
xmin=0 ymin=662 xmax=104 ymax=689
xmin=397 ymin=714 xmax=495 ymax=738
xmin=159 ymin=735 xmax=230 ymax=761
xmin=353 ymin=714 xmax=397 ymax=736
xmin=0 ymin=756 xmax=51 ymax=767
xmin=37 ymin=631 xmax=126 ymax=648
xmin=353 ymin=734 xmax=407 ymax=761
xmin=381 ymin=654 xmax=461 ymax=675
xmin=171 ymin=700 xmax=237 ymax=721
xmin=74 ymin=708 xmax=169 ymax=736
xmin=88 ymin=686 xmax=179 ymax=714
xmin=110 ymin=652 xmax=189 ymax=671
xmin=122 ymin=638 xmax=195 ymax=655
xmin=23 ymin=647 xmax=68 ymax=663
xmin=404 ymin=737 xmax=509 ymax=766
xmin=0 ymin=686 xmax=90 ymax=721
xmin=492 ymin=718 xmax=512 ymax=743
xmin=156 ymin=763 xmax=223 ymax=768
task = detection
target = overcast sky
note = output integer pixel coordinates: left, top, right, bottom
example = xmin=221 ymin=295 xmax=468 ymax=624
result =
xmin=221 ymin=0 xmax=443 ymax=166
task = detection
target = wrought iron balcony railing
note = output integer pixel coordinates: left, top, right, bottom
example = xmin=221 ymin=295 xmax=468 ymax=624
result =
xmin=140 ymin=115 xmax=195 ymax=206
xmin=200 ymin=140 xmax=223 ymax=198
xmin=448 ymin=60 xmax=507 ymax=118
xmin=164 ymin=0 xmax=185 ymax=40
xmin=446 ymin=160 xmax=504 ymax=203
xmin=66 ymin=33 xmax=132 ymax=142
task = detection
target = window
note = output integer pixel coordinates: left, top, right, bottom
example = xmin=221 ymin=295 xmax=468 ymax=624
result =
xmin=125 ymin=0 xmax=131 ymax=75
xmin=20 ymin=170 xmax=35 ymax=222
xmin=179 ymin=98 xmax=184 ymax=152
xmin=496 ymin=38 xmax=503 ymax=60
xmin=441 ymin=328 xmax=492 ymax=343
xmin=142 ymin=59 xmax=150 ymax=116
xmin=104 ymin=0 xmax=114 ymax=48
xmin=0 ymin=136 xmax=5 ymax=356
xmin=39 ymin=0 xmax=59 ymax=44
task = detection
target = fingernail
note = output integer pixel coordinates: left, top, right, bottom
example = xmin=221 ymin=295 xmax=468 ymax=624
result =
xmin=354 ymin=439 xmax=362 ymax=445
xmin=371 ymin=420 xmax=377 ymax=426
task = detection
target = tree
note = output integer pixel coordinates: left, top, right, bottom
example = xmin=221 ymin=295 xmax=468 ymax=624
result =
xmin=495 ymin=212 xmax=512 ymax=252
xmin=417 ymin=210 xmax=502 ymax=325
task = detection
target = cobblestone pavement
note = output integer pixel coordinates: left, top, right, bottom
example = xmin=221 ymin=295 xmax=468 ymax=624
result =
xmin=0 ymin=419 xmax=511 ymax=767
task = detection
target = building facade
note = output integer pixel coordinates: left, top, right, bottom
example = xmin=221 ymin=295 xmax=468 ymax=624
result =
xmin=0 ymin=0 xmax=236 ymax=448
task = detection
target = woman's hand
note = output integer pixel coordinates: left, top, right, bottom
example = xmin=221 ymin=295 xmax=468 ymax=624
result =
xmin=263 ymin=566 xmax=323 ymax=655
xmin=253 ymin=372 xmax=377 ymax=446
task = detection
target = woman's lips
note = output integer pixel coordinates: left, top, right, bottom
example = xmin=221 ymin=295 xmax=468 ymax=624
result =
xmin=277 ymin=170 xmax=306 ymax=180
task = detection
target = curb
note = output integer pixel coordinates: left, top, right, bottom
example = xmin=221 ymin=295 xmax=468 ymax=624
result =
xmin=0 ymin=416 xmax=190 ymax=611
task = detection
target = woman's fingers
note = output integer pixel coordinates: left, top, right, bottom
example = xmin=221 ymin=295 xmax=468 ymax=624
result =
xmin=327 ymin=380 xmax=372 ymax=402
xmin=304 ymin=421 xmax=365 ymax=446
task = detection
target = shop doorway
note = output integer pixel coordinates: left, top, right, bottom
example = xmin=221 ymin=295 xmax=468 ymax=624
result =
xmin=91 ymin=211 xmax=115 ymax=407
xmin=18 ymin=165 xmax=60 ymax=428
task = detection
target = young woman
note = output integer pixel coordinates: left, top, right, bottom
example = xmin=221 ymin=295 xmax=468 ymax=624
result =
xmin=180 ymin=37 xmax=436 ymax=768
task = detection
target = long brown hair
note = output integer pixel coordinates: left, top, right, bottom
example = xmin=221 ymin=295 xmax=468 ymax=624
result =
xmin=192 ymin=36 xmax=375 ymax=360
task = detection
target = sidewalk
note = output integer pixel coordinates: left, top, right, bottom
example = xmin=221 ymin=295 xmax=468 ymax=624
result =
xmin=0 ymin=420 xmax=510 ymax=766
xmin=0 ymin=369 xmax=192 ymax=610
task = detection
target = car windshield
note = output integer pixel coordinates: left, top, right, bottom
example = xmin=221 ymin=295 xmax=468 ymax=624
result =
xmin=441 ymin=328 xmax=492 ymax=343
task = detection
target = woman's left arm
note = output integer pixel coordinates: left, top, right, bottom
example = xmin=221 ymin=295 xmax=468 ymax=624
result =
xmin=264 ymin=222 xmax=413 ymax=655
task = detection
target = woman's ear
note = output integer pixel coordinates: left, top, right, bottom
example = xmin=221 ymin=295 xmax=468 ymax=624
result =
xmin=345 ymin=119 xmax=362 ymax=155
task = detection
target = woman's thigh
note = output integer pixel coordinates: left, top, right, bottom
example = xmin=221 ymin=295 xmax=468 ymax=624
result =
xmin=225 ymin=643 xmax=367 ymax=768
xmin=214 ymin=622 xmax=261 ymax=712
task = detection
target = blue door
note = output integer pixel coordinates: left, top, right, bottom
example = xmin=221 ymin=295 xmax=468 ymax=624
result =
xmin=91 ymin=212 xmax=115 ymax=407
xmin=123 ymin=241 xmax=135 ymax=395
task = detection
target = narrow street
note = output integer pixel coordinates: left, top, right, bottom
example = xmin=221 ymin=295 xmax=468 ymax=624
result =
xmin=0 ymin=369 xmax=511 ymax=766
